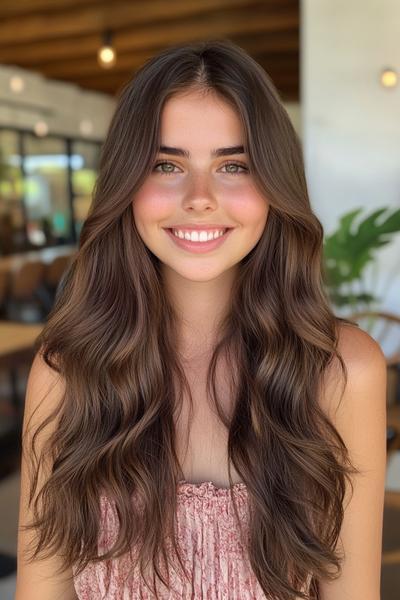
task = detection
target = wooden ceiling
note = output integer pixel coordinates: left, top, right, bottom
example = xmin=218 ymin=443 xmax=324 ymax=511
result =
xmin=0 ymin=0 xmax=299 ymax=101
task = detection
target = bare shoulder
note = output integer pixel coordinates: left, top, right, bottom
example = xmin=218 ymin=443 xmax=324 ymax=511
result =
xmin=320 ymin=321 xmax=387 ymax=424
xmin=336 ymin=320 xmax=386 ymax=366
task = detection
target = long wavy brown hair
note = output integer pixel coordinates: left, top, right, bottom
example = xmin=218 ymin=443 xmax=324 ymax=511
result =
xmin=22 ymin=39 xmax=360 ymax=599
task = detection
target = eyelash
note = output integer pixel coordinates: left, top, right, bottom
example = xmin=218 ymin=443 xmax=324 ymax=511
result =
xmin=153 ymin=161 xmax=249 ymax=176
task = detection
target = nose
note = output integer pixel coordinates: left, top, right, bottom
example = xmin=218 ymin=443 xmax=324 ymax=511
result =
xmin=182 ymin=171 xmax=218 ymax=211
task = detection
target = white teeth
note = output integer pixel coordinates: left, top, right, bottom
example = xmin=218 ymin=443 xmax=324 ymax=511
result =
xmin=171 ymin=229 xmax=226 ymax=242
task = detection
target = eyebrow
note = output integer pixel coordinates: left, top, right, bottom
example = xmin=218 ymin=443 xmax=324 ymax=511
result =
xmin=158 ymin=145 xmax=246 ymax=158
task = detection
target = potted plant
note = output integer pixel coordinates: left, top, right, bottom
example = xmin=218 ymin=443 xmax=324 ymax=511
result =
xmin=323 ymin=206 xmax=400 ymax=409
xmin=323 ymin=206 xmax=400 ymax=314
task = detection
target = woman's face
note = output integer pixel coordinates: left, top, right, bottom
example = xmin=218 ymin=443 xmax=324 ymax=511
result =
xmin=132 ymin=88 xmax=269 ymax=282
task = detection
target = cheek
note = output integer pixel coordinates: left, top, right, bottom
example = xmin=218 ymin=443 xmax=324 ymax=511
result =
xmin=226 ymin=186 xmax=269 ymax=229
xmin=132 ymin=181 xmax=176 ymax=224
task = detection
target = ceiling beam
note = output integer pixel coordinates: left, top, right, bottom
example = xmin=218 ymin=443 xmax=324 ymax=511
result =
xmin=0 ymin=28 xmax=298 ymax=68
xmin=1 ymin=12 xmax=299 ymax=78
xmin=0 ymin=0 xmax=296 ymax=46
xmin=38 ymin=45 xmax=297 ymax=79
xmin=0 ymin=0 xmax=103 ymax=17
xmin=0 ymin=24 xmax=298 ymax=67
xmin=0 ymin=0 xmax=299 ymax=101
xmin=0 ymin=0 xmax=298 ymax=18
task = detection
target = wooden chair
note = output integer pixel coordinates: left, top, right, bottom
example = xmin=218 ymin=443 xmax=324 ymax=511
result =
xmin=5 ymin=260 xmax=46 ymax=323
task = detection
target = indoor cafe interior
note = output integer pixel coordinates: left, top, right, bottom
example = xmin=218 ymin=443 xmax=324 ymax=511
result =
xmin=0 ymin=1 xmax=399 ymax=598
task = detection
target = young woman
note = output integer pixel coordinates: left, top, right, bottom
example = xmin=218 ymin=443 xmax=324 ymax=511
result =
xmin=16 ymin=40 xmax=387 ymax=600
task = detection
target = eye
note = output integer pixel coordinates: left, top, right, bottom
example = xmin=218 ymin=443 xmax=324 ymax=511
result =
xmin=153 ymin=161 xmax=181 ymax=176
xmin=152 ymin=160 xmax=249 ymax=176
xmin=220 ymin=161 xmax=249 ymax=175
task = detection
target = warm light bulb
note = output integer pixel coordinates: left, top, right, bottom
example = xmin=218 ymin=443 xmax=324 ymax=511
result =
xmin=380 ymin=68 xmax=398 ymax=88
xmin=98 ymin=45 xmax=116 ymax=68
xmin=9 ymin=75 xmax=25 ymax=93
xmin=79 ymin=118 xmax=93 ymax=135
xmin=34 ymin=120 xmax=48 ymax=136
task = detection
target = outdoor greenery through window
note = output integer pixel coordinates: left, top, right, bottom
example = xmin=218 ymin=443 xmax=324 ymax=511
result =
xmin=0 ymin=128 xmax=101 ymax=255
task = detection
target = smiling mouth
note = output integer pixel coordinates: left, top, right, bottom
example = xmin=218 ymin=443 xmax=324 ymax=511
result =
xmin=166 ymin=228 xmax=231 ymax=239
xmin=165 ymin=227 xmax=233 ymax=232
xmin=163 ymin=227 xmax=234 ymax=250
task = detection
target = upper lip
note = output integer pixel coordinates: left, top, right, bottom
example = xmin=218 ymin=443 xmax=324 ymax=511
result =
xmin=165 ymin=224 xmax=233 ymax=230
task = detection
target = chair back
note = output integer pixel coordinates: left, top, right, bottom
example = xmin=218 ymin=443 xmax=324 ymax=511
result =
xmin=0 ymin=269 xmax=10 ymax=306
xmin=9 ymin=260 xmax=46 ymax=300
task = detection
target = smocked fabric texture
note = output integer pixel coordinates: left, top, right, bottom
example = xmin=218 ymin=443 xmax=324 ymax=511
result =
xmin=72 ymin=481 xmax=311 ymax=599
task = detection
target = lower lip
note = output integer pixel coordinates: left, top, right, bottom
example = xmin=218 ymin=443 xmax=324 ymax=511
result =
xmin=164 ymin=228 xmax=233 ymax=253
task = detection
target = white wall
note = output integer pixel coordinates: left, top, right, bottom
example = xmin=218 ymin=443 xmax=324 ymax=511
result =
xmin=0 ymin=65 xmax=115 ymax=140
xmin=302 ymin=0 xmax=400 ymax=318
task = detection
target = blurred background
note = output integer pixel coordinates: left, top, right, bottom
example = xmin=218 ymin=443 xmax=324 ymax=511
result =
xmin=0 ymin=1 xmax=399 ymax=598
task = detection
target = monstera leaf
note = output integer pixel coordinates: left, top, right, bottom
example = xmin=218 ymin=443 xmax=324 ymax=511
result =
xmin=323 ymin=207 xmax=400 ymax=309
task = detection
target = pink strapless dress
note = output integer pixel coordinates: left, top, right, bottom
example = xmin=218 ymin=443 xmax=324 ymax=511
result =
xmin=72 ymin=481 xmax=311 ymax=599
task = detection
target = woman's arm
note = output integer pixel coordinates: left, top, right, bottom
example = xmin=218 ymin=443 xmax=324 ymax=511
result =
xmin=15 ymin=352 xmax=78 ymax=600
xmin=318 ymin=324 xmax=387 ymax=600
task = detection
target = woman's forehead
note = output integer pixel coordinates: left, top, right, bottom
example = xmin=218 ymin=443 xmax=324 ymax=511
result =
xmin=159 ymin=92 xmax=245 ymax=150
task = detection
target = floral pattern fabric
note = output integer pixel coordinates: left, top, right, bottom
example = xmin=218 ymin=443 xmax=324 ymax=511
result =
xmin=72 ymin=480 xmax=311 ymax=599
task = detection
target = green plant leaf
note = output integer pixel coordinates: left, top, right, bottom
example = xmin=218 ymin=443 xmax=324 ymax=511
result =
xmin=322 ymin=206 xmax=400 ymax=311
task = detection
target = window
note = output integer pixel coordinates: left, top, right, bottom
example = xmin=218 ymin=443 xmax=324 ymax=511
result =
xmin=71 ymin=141 xmax=100 ymax=239
xmin=23 ymin=134 xmax=71 ymax=247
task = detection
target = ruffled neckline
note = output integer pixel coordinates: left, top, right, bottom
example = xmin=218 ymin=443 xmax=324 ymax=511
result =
xmin=177 ymin=479 xmax=248 ymax=498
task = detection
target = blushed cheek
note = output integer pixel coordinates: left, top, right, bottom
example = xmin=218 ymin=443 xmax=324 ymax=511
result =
xmin=226 ymin=187 xmax=269 ymax=230
xmin=132 ymin=182 xmax=177 ymax=226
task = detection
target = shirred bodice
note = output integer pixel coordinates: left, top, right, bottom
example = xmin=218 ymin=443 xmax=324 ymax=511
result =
xmin=72 ymin=480 xmax=311 ymax=599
